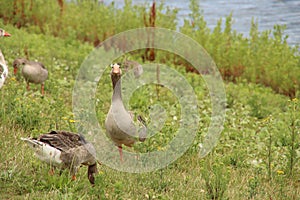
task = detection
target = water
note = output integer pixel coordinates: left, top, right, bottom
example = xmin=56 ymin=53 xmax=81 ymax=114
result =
xmin=105 ymin=0 xmax=300 ymax=46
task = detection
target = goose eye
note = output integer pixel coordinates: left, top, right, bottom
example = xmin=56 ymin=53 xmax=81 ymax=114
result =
xmin=111 ymin=63 xmax=121 ymax=68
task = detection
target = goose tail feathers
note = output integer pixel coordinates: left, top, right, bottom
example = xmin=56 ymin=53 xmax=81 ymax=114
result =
xmin=20 ymin=137 xmax=63 ymax=166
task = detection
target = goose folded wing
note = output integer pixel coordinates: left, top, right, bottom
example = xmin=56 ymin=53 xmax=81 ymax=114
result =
xmin=38 ymin=131 xmax=85 ymax=152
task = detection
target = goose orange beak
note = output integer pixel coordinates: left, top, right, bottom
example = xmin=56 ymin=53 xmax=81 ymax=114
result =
xmin=112 ymin=64 xmax=121 ymax=74
xmin=112 ymin=67 xmax=120 ymax=74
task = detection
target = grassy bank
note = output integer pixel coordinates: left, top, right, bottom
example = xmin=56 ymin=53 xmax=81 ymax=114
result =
xmin=0 ymin=0 xmax=299 ymax=199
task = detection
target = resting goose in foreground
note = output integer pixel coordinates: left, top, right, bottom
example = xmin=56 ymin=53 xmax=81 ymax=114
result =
xmin=105 ymin=63 xmax=147 ymax=162
xmin=13 ymin=58 xmax=48 ymax=95
xmin=21 ymin=130 xmax=98 ymax=185
xmin=0 ymin=28 xmax=11 ymax=89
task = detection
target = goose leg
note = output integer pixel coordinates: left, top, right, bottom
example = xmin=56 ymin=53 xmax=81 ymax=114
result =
xmin=48 ymin=168 xmax=55 ymax=175
xmin=118 ymin=146 xmax=123 ymax=162
xmin=41 ymin=83 xmax=45 ymax=95
xmin=26 ymin=82 xmax=30 ymax=91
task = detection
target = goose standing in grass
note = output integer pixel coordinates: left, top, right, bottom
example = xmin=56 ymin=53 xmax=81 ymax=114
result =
xmin=13 ymin=58 xmax=48 ymax=95
xmin=21 ymin=130 xmax=98 ymax=185
xmin=105 ymin=63 xmax=147 ymax=162
xmin=0 ymin=28 xmax=11 ymax=89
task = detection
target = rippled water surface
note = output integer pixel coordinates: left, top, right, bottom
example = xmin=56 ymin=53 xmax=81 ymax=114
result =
xmin=106 ymin=0 xmax=300 ymax=46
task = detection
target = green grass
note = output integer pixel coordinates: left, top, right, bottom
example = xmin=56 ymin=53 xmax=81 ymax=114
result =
xmin=0 ymin=1 xmax=300 ymax=199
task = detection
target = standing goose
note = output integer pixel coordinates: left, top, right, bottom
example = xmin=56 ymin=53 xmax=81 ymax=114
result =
xmin=105 ymin=63 xmax=147 ymax=162
xmin=0 ymin=28 xmax=11 ymax=89
xmin=13 ymin=58 xmax=48 ymax=95
xmin=21 ymin=130 xmax=98 ymax=185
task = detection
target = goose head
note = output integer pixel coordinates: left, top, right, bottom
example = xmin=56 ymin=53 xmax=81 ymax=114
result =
xmin=0 ymin=29 xmax=11 ymax=37
xmin=12 ymin=58 xmax=27 ymax=75
xmin=110 ymin=63 xmax=122 ymax=89
xmin=88 ymin=163 xmax=98 ymax=185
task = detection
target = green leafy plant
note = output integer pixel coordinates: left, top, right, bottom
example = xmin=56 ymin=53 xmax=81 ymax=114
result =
xmin=286 ymin=98 xmax=300 ymax=178
xmin=201 ymin=156 xmax=229 ymax=200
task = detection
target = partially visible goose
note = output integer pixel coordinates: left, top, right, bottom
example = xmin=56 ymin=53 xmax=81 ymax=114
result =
xmin=13 ymin=58 xmax=48 ymax=95
xmin=105 ymin=63 xmax=147 ymax=162
xmin=123 ymin=60 xmax=143 ymax=78
xmin=0 ymin=28 xmax=11 ymax=89
xmin=21 ymin=130 xmax=98 ymax=185
xmin=0 ymin=29 xmax=11 ymax=37
xmin=0 ymin=51 xmax=8 ymax=89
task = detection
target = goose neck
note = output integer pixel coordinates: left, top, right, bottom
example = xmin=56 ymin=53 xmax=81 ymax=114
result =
xmin=112 ymin=76 xmax=122 ymax=101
